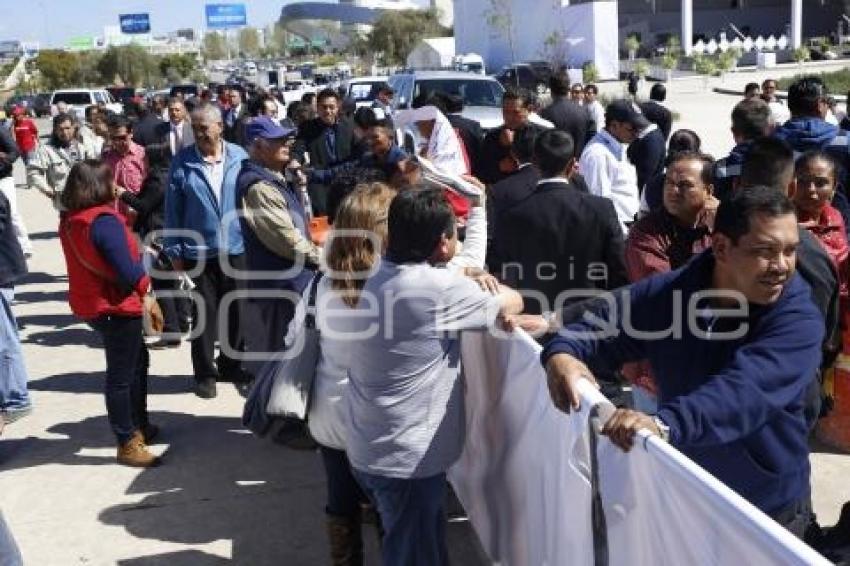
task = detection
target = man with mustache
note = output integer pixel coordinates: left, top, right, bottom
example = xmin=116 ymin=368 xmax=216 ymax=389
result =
xmin=540 ymin=185 xmax=822 ymax=539
xmin=164 ymin=103 xmax=251 ymax=399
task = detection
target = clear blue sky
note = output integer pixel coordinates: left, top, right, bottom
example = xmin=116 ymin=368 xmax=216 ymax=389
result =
xmin=4 ymin=1 xmax=311 ymax=47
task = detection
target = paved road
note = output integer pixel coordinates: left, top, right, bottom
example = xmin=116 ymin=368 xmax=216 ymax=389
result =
xmin=1 ymin=79 xmax=849 ymax=564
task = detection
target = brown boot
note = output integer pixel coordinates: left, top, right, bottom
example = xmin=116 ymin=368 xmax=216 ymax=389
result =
xmin=117 ymin=431 xmax=162 ymax=468
xmin=326 ymin=514 xmax=363 ymax=566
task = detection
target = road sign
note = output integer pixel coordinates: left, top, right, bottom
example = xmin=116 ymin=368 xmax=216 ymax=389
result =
xmin=120 ymin=13 xmax=151 ymax=34
xmin=68 ymin=36 xmax=95 ymax=51
xmin=205 ymin=4 xmax=247 ymax=29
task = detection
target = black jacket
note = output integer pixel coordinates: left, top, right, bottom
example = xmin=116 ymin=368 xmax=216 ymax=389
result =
xmin=639 ymin=101 xmax=673 ymax=141
xmin=627 ymin=127 xmax=666 ymax=194
xmin=540 ymin=97 xmax=593 ymax=155
xmin=0 ymin=190 xmax=26 ymax=287
xmin=223 ymin=104 xmax=250 ymax=147
xmin=132 ymin=113 xmax=166 ymax=147
xmin=292 ymin=118 xmax=362 ymax=215
xmin=479 ymin=123 xmax=546 ymax=185
xmin=488 ymin=179 xmax=627 ymax=314
xmin=119 ymin=167 xmax=167 ymax=238
xmin=0 ymin=127 xmax=20 ymax=180
xmin=146 ymin=121 xmax=196 ymax=165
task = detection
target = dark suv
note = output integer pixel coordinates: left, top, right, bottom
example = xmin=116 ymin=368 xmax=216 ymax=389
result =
xmin=494 ymin=62 xmax=553 ymax=95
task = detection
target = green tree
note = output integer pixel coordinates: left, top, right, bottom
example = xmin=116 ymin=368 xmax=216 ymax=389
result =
xmin=367 ymin=9 xmax=449 ymax=66
xmin=97 ymin=45 xmax=157 ymax=86
xmin=159 ymin=54 xmax=197 ymax=81
xmin=35 ymin=50 xmax=80 ymax=90
xmin=203 ymin=32 xmax=228 ymax=60
xmin=238 ymin=27 xmax=261 ymax=58
xmin=485 ymin=0 xmax=516 ymax=63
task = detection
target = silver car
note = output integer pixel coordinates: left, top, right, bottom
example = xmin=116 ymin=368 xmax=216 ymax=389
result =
xmin=387 ymin=71 xmax=505 ymax=130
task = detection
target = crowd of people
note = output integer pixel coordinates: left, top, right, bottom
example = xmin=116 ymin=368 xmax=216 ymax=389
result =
xmin=0 ymin=71 xmax=848 ymax=564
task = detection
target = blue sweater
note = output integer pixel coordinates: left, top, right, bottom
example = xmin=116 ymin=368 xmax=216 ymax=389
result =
xmin=90 ymin=214 xmax=145 ymax=293
xmin=542 ymin=250 xmax=823 ymax=515
xmin=164 ymin=142 xmax=248 ymax=260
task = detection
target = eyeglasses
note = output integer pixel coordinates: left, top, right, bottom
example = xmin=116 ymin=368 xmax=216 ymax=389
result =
xmin=110 ymin=134 xmax=130 ymax=141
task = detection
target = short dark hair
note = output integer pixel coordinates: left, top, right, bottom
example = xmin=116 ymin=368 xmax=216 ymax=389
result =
xmin=794 ymin=149 xmax=837 ymax=178
xmin=503 ymin=87 xmax=532 ymax=109
xmin=744 ymin=82 xmax=761 ymax=96
xmin=286 ymin=100 xmax=302 ymax=120
xmin=327 ymin=167 xmax=388 ymax=224
xmin=444 ymin=93 xmax=464 ymax=114
xmin=650 ymin=83 xmax=666 ymax=102
xmin=353 ymin=106 xmax=379 ymax=129
xmin=739 ymin=137 xmax=794 ymax=192
xmin=667 ymin=151 xmax=715 ymax=186
xmin=714 ymin=184 xmax=795 ymax=244
xmin=386 ymin=187 xmax=455 ymax=263
xmin=787 ymin=76 xmax=827 ymax=117
xmin=106 ymin=114 xmax=131 ymax=131
xmin=316 ymin=88 xmax=340 ymax=104
xmin=61 ymin=160 xmax=114 ymax=211
xmin=731 ymin=99 xmax=772 ymax=140
xmin=584 ymin=84 xmax=599 ymax=96
xmin=667 ymin=129 xmax=701 ymax=160
xmin=534 ymin=129 xmax=575 ymax=178
xmin=511 ymin=125 xmax=539 ymax=165
xmin=301 ymin=91 xmax=317 ymax=104
xmin=549 ymin=73 xmax=570 ymax=97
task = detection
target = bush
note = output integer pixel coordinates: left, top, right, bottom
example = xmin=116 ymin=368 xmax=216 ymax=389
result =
xmin=793 ymin=46 xmax=811 ymax=63
xmin=778 ymin=68 xmax=850 ymax=95
xmin=661 ymin=53 xmax=678 ymax=71
xmin=634 ymin=60 xmax=649 ymax=78
xmin=583 ymin=62 xmax=599 ymax=84
xmin=693 ymin=55 xmax=717 ymax=76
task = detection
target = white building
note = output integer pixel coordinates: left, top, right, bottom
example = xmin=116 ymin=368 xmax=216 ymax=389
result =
xmin=407 ymin=36 xmax=455 ymax=69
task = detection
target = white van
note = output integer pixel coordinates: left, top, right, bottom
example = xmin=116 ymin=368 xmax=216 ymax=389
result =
xmin=50 ymin=89 xmax=123 ymax=120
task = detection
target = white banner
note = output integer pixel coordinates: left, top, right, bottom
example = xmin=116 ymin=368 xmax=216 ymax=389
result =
xmin=451 ymin=331 xmax=830 ymax=566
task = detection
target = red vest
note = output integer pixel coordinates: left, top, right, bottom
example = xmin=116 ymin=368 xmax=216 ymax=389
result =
xmin=59 ymin=205 xmax=144 ymax=320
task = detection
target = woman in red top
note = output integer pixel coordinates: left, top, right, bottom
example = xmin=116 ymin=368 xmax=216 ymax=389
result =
xmin=793 ymin=151 xmax=849 ymax=302
xmin=11 ymin=107 xmax=38 ymax=165
xmin=58 ymin=160 xmax=163 ymax=467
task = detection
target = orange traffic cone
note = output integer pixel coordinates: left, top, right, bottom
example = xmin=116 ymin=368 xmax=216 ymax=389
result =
xmin=817 ymin=353 xmax=850 ymax=452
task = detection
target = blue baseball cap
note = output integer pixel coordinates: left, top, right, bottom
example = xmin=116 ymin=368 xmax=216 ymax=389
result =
xmin=245 ymin=116 xmax=296 ymax=144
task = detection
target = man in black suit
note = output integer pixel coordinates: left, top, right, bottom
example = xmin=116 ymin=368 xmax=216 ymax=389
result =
xmin=132 ymin=99 xmax=166 ymax=148
xmin=639 ymin=83 xmax=673 ymax=141
xmin=540 ymin=73 xmax=594 ymax=156
xmin=627 ymin=122 xmax=666 ymax=194
xmin=223 ymin=87 xmax=250 ymax=147
xmin=292 ymin=88 xmax=363 ymax=216
xmin=145 ymin=98 xmax=195 ymax=166
xmin=487 ymin=125 xmax=541 ymax=269
xmin=480 ymin=88 xmax=546 ymax=185
xmin=490 ymin=129 xmax=627 ymax=315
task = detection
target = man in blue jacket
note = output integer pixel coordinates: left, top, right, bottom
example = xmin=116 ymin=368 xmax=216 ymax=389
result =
xmin=541 ymin=185 xmax=822 ymax=538
xmin=164 ymin=103 xmax=250 ymax=399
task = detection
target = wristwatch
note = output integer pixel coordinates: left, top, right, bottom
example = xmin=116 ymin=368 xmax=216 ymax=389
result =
xmin=653 ymin=415 xmax=670 ymax=442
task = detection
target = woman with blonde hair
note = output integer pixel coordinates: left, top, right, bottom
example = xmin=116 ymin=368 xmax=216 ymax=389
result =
xmin=308 ymin=182 xmax=395 ymax=565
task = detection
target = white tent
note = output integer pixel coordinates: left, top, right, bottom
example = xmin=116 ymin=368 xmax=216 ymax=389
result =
xmin=406 ymin=37 xmax=456 ymax=70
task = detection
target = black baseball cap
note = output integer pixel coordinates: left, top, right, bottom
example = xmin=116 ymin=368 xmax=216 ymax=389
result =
xmin=605 ymin=99 xmax=650 ymax=130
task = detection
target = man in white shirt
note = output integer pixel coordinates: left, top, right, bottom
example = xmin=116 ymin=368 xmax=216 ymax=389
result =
xmin=166 ymin=98 xmax=193 ymax=157
xmin=584 ymin=84 xmax=606 ymax=133
xmin=579 ymin=99 xmax=644 ymax=234
xmin=347 ymin=188 xmax=523 ymax=566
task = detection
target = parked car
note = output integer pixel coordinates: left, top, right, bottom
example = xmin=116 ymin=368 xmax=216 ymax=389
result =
xmin=342 ymin=76 xmax=390 ymax=109
xmin=387 ymin=70 xmax=506 ymax=129
xmin=106 ymin=87 xmax=137 ymax=104
xmin=49 ymin=89 xmax=123 ymax=120
xmin=169 ymin=84 xmax=200 ymax=99
xmin=494 ymin=63 xmax=552 ymax=95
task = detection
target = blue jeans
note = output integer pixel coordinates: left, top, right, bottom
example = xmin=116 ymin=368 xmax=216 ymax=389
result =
xmin=0 ymin=287 xmax=30 ymax=413
xmin=354 ymin=469 xmax=448 ymax=566
xmin=320 ymin=446 xmax=367 ymax=517
xmin=88 ymin=315 xmax=149 ymax=444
